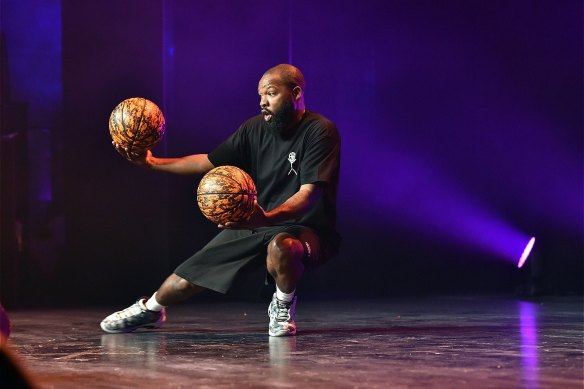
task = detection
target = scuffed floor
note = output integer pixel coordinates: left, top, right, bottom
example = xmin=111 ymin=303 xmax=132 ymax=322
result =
xmin=4 ymin=295 xmax=583 ymax=388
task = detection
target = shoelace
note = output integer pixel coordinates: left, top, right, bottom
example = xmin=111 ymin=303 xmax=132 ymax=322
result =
xmin=112 ymin=303 xmax=143 ymax=320
xmin=274 ymin=299 xmax=292 ymax=322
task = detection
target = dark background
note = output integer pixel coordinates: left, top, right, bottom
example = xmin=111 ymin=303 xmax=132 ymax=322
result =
xmin=1 ymin=0 xmax=582 ymax=308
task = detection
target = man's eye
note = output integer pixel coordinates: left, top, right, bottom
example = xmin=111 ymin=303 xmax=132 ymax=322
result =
xmin=268 ymin=92 xmax=276 ymax=96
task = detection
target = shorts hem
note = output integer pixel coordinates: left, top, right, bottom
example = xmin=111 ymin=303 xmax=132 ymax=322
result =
xmin=173 ymin=271 xmax=230 ymax=295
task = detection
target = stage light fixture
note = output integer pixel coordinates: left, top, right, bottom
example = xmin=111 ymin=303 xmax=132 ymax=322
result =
xmin=517 ymin=237 xmax=536 ymax=268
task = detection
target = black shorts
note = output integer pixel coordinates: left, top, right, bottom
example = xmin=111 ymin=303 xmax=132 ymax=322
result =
xmin=174 ymin=225 xmax=334 ymax=294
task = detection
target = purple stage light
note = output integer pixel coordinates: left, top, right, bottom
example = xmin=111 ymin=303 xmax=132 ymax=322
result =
xmin=517 ymin=237 xmax=536 ymax=269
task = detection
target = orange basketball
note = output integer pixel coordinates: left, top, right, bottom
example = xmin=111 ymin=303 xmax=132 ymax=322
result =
xmin=109 ymin=97 xmax=165 ymax=154
xmin=197 ymin=166 xmax=257 ymax=224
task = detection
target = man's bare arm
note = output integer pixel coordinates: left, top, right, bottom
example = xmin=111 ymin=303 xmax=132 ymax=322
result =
xmin=113 ymin=142 xmax=214 ymax=175
xmin=147 ymin=153 xmax=215 ymax=175
xmin=220 ymin=183 xmax=323 ymax=229
xmin=264 ymin=183 xmax=322 ymax=224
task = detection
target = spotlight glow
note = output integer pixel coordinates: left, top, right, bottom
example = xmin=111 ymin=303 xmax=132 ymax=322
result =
xmin=517 ymin=237 xmax=536 ymax=268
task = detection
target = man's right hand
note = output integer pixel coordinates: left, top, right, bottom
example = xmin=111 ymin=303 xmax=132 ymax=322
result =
xmin=112 ymin=141 xmax=153 ymax=167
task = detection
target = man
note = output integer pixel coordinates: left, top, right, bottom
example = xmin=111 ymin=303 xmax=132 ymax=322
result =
xmin=100 ymin=64 xmax=341 ymax=337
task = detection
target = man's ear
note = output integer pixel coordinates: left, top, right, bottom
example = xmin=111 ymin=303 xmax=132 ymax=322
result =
xmin=292 ymin=86 xmax=303 ymax=100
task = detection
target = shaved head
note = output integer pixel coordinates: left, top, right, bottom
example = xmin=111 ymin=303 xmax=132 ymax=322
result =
xmin=262 ymin=64 xmax=306 ymax=91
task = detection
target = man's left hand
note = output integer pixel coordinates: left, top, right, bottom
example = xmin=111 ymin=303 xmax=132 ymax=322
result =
xmin=218 ymin=201 xmax=270 ymax=230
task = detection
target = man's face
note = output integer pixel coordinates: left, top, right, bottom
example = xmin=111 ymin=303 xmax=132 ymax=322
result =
xmin=258 ymin=75 xmax=296 ymax=133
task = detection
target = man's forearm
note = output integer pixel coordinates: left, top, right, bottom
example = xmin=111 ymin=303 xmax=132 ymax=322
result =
xmin=265 ymin=184 xmax=321 ymax=224
xmin=148 ymin=154 xmax=214 ymax=175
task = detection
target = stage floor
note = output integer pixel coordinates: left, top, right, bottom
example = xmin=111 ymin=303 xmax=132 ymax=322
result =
xmin=4 ymin=295 xmax=583 ymax=388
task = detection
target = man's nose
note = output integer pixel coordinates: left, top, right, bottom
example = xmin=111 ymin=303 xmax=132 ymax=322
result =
xmin=260 ymin=95 xmax=267 ymax=107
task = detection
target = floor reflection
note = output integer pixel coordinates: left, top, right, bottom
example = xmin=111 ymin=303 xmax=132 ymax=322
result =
xmin=101 ymin=333 xmax=168 ymax=366
xmin=519 ymin=301 xmax=539 ymax=389
xmin=268 ymin=336 xmax=296 ymax=366
xmin=268 ymin=335 xmax=297 ymax=381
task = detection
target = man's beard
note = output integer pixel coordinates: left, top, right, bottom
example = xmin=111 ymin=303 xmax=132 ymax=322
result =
xmin=265 ymin=99 xmax=296 ymax=134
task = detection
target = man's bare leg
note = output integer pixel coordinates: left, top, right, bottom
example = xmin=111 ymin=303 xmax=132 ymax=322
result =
xmin=100 ymin=274 xmax=206 ymax=333
xmin=154 ymin=273 xmax=207 ymax=306
xmin=266 ymin=233 xmax=305 ymax=336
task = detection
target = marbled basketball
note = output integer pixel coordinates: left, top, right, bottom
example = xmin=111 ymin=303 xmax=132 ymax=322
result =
xmin=109 ymin=97 xmax=165 ymax=154
xmin=197 ymin=166 xmax=257 ymax=225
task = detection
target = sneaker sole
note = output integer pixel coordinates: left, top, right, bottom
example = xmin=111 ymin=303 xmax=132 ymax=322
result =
xmin=100 ymin=321 xmax=164 ymax=334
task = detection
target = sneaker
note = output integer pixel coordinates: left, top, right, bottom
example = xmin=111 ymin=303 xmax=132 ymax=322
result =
xmin=268 ymin=293 xmax=297 ymax=337
xmin=100 ymin=297 xmax=166 ymax=334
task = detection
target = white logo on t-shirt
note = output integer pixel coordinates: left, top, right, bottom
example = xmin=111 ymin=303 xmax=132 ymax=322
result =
xmin=288 ymin=152 xmax=298 ymax=175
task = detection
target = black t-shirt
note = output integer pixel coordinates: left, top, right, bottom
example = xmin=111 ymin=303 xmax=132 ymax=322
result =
xmin=208 ymin=110 xmax=341 ymax=247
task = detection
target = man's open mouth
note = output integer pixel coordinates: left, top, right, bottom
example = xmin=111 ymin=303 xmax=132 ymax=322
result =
xmin=262 ymin=110 xmax=273 ymax=122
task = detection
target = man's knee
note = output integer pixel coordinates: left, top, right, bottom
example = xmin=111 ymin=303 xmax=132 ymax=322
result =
xmin=164 ymin=274 xmax=198 ymax=294
xmin=267 ymin=233 xmax=304 ymax=266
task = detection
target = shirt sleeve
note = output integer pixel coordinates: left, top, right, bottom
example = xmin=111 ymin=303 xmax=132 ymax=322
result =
xmin=207 ymin=124 xmax=249 ymax=168
xmin=300 ymin=122 xmax=341 ymax=186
